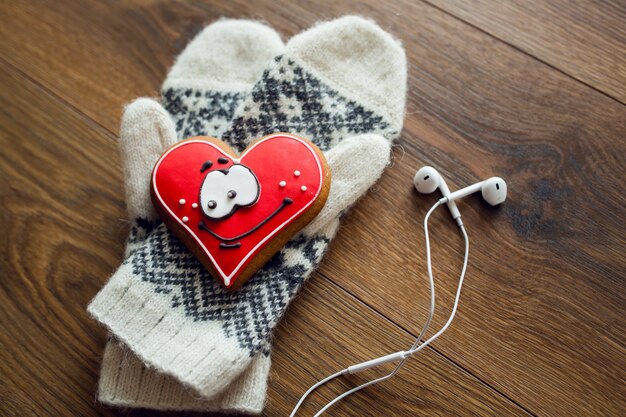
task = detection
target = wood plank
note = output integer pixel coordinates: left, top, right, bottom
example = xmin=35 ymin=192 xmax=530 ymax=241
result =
xmin=428 ymin=0 xmax=626 ymax=102
xmin=0 ymin=0 xmax=175 ymax=131
xmin=0 ymin=63 xmax=527 ymax=416
xmin=0 ymin=0 xmax=323 ymax=133
xmin=0 ymin=66 xmax=124 ymax=417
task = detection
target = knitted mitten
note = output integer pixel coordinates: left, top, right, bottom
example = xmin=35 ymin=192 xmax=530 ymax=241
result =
xmin=89 ymin=15 xmax=406 ymax=404
xmin=96 ymin=20 xmax=284 ymax=413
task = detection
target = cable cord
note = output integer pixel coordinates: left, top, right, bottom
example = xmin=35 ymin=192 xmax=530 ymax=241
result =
xmin=289 ymin=370 xmax=347 ymax=416
xmin=290 ymin=200 xmax=471 ymax=416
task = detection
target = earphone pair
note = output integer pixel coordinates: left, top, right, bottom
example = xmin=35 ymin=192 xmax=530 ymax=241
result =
xmin=291 ymin=166 xmax=508 ymax=417
xmin=413 ymin=166 xmax=507 ymax=222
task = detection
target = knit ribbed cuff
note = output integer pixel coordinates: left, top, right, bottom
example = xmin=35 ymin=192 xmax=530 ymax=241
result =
xmin=88 ymin=262 xmax=253 ymax=398
xmin=98 ymin=340 xmax=269 ymax=414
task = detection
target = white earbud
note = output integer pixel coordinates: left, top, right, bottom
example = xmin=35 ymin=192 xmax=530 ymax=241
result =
xmin=413 ymin=166 xmax=461 ymax=219
xmin=414 ymin=166 xmax=507 ymax=221
xmin=446 ymin=177 xmax=507 ymax=205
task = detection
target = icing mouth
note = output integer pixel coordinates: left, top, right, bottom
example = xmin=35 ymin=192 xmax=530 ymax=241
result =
xmin=198 ymin=197 xmax=294 ymax=247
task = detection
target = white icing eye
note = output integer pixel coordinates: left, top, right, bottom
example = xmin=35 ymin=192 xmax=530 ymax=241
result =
xmin=199 ymin=164 xmax=259 ymax=219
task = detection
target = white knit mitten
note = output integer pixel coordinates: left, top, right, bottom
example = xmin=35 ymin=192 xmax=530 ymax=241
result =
xmin=89 ymin=15 xmax=406 ymax=408
xmin=95 ymin=20 xmax=284 ymax=413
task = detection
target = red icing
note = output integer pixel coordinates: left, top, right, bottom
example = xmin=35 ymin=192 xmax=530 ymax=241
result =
xmin=152 ymin=133 xmax=325 ymax=288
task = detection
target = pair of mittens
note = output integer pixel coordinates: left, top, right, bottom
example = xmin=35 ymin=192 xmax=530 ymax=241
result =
xmin=89 ymin=16 xmax=406 ymax=413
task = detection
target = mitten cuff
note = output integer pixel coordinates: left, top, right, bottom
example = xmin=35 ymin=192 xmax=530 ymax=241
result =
xmin=88 ymin=262 xmax=253 ymax=398
xmin=98 ymin=340 xmax=269 ymax=414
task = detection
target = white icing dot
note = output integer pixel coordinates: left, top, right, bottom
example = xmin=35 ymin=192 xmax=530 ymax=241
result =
xmin=301 ymin=185 xmax=307 ymax=192
xmin=279 ymin=180 xmax=287 ymax=187
xmin=179 ymin=199 xmax=186 ymax=205
xmin=294 ymin=170 xmax=301 ymax=177
xmin=182 ymin=216 xmax=189 ymax=223
xmin=192 ymin=203 xmax=198 ymax=209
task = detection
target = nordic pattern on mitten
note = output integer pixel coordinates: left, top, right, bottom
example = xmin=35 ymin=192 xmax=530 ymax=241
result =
xmin=122 ymin=21 xmax=405 ymax=357
xmin=125 ymin=223 xmax=330 ymax=355
xmin=224 ymin=55 xmax=399 ymax=152
xmin=162 ymin=88 xmax=244 ymax=140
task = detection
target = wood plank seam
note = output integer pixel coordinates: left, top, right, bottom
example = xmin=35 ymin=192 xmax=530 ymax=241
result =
xmin=319 ymin=270 xmax=538 ymax=417
xmin=419 ymin=0 xmax=626 ymax=106
xmin=0 ymin=56 xmax=119 ymax=144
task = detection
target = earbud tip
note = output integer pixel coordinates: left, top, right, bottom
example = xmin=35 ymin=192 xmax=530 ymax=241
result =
xmin=413 ymin=166 xmax=439 ymax=194
xmin=482 ymin=177 xmax=507 ymax=205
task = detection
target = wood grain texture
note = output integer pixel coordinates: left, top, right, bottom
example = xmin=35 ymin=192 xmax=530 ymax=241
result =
xmin=0 ymin=0 xmax=624 ymax=416
xmin=427 ymin=0 xmax=626 ymax=102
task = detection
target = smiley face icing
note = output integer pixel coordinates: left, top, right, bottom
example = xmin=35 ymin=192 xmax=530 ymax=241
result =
xmin=151 ymin=134 xmax=330 ymax=289
xmin=200 ymin=164 xmax=260 ymax=219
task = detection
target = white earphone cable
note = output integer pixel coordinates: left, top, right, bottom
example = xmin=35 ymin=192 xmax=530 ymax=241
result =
xmin=289 ymin=369 xmax=347 ymax=416
xmin=290 ymin=199 xmax=470 ymax=416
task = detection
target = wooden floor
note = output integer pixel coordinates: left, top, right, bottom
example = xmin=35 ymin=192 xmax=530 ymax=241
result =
xmin=1 ymin=1 xmax=624 ymax=416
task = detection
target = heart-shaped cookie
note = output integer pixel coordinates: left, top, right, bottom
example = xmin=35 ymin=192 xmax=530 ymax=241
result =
xmin=151 ymin=133 xmax=330 ymax=289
